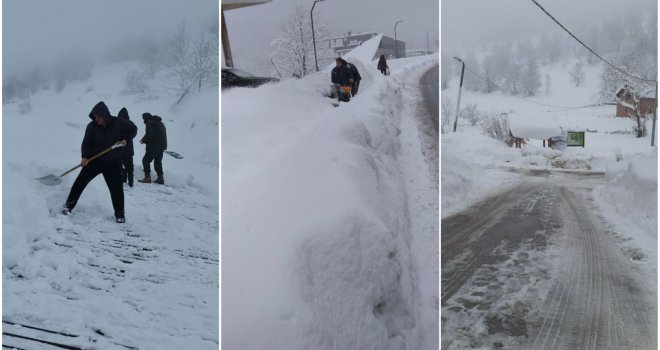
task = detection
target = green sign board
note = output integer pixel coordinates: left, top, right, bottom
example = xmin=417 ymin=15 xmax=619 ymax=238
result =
xmin=566 ymin=131 xmax=585 ymax=147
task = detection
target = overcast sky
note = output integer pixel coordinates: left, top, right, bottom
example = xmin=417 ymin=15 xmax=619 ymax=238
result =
xmin=223 ymin=0 xmax=439 ymax=73
xmin=3 ymin=0 xmax=218 ymax=74
xmin=442 ymin=0 xmax=657 ymax=54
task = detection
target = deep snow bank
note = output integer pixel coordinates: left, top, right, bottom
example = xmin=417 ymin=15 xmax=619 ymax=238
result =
xmin=222 ymin=56 xmax=436 ymax=349
xmin=441 ymin=128 xmax=521 ymax=218
xmin=594 ymin=150 xmax=658 ymax=266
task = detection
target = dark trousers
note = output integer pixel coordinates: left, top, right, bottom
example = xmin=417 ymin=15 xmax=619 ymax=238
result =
xmin=121 ymin=154 xmax=134 ymax=186
xmin=351 ymin=80 xmax=360 ymax=96
xmin=380 ymin=68 xmax=386 ymax=75
xmin=65 ymin=160 xmax=124 ymax=217
xmin=142 ymin=149 xmax=164 ymax=176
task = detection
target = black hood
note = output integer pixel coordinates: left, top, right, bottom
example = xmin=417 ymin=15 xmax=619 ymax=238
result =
xmin=118 ymin=107 xmax=130 ymax=121
xmin=89 ymin=101 xmax=112 ymax=121
xmin=142 ymin=112 xmax=161 ymax=122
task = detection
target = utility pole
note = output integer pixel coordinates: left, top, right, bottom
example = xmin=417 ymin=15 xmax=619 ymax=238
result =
xmin=652 ymin=81 xmax=658 ymax=146
xmin=394 ymin=20 xmax=403 ymax=58
xmin=311 ymin=0 xmax=325 ymax=72
xmin=453 ymin=57 xmax=465 ymax=132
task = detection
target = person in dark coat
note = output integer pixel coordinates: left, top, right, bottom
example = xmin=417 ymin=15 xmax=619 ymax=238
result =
xmin=345 ymin=61 xmax=362 ymax=97
xmin=118 ymin=107 xmax=135 ymax=187
xmin=331 ymin=58 xmax=353 ymax=102
xmin=377 ymin=54 xmax=389 ymax=75
xmin=62 ymin=101 xmax=138 ymax=223
xmin=138 ymin=113 xmax=167 ymax=185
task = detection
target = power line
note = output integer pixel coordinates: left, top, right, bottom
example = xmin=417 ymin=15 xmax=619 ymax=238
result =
xmin=529 ymin=0 xmax=656 ymax=85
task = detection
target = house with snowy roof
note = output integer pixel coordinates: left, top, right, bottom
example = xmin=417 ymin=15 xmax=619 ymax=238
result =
xmin=615 ymin=85 xmax=656 ymax=117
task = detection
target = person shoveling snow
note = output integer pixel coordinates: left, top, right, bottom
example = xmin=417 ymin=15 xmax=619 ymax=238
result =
xmin=60 ymin=101 xmax=137 ymax=223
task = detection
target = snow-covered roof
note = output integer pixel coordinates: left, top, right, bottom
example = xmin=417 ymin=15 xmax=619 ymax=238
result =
xmin=508 ymin=113 xmax=563 ymax=140
xmin=222 ymin=0 xmax=271 ymax=10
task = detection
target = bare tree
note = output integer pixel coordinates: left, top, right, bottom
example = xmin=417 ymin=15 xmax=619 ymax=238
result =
xmin=168 ymin=21 xmax=191 ymax=94
xmin=569 ymin=61 xmax=585 ymax=87
xmin=521 ymin=57 xmax=541 ymax=96
xmin=461 ymin=103 xmax=481 ymax=126
xmin=441 ymin=96 xmax=454 ymax=134
xmin=271 ymin=4 xmax=319 ymax=79
xmin=481 ymin=112 xmax=513 ymax=146
xmin=504 ymin=63 xmax=522 ymax=95
xmin=544 ymin=73 xmax=552 ymax=96
xmin=188 ymin=33 xmax=217 ymax=92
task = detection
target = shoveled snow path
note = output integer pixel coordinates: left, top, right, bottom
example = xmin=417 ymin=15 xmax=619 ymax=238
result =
xmin=3 ymin=181 xmax=218 ymax=350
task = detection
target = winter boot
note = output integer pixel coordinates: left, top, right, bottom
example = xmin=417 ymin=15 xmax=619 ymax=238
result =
xmin=138 ymin=172 xmax=151 ymax=184
xmin=154 ymin=174 xmax=165 ymax=185
xmin=115 ymin=213 xmax=126 ymax=223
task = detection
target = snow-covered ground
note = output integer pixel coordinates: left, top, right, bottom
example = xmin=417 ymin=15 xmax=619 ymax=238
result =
xmin=441 ymin=58 xmax=657 ymax=295
xmin=3 ymin=61 xmax=219 ymax=349
xmin=222 ymin=36 xmax=439 ymax=349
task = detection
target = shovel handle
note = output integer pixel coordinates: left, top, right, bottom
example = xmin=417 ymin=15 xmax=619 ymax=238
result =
xmin=59 ymin=142 xmax=124 ymax=177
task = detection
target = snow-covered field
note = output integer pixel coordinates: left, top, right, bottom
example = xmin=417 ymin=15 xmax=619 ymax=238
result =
xmin=3 ymin=61 xmax=219 ymax=349
xmin=222 ymin=36 xmax=439 ymax=349
xmin=441 ymin=58 xmax=657 ymax=297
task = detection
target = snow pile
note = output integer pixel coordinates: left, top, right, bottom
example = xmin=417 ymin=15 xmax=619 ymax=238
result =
xmin=509 ymin=113 xmax=562 ymax=140
xmin=223 ymin=55 xmax=437 ymax=349
xmin=342 ymin=33 xmax=383 ymax=65
xmin=441 ymin=128 xmax=520 ymax=218
xmin=595 ymin=150 xmax=658 ymax=263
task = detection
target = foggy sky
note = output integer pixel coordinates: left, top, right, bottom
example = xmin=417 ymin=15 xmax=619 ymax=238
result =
xmin=223 ymin=0 xmax=439 ymax=73
xmin=442 ymin=0 xmax=657 ymax=54
xmin=3 ymin=0 xmax=218 ymax=74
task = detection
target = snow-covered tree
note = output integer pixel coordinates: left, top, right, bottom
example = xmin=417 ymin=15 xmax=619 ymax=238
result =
xmin=441 ymin=96 xmax=454 ymax=134
xmin=461 ymin=103 xmax=481 ymax=126
xmin=504 ymin=62 xmax=522 ymax=95
xmin=271 ymin=4 xmax=326 ymax=79
xmin=441 ymin=52 xmax=452 ymax=90
xmin=167 ymin=21 xmax=191 ymax=95
xmin=188 ymin=33 xmax=217 ymax=92
xmin=480 ymin=56 xmax=498 ymax=93
xmin=521 ymin=57 xmax=541 ymax=96
xmin=544 ymin=73 xmax=552 ymax=96
xmin=569 ymin=61 xmax=585 ymax=87
xmin=462 ymin=53 xmax=481 ymax=91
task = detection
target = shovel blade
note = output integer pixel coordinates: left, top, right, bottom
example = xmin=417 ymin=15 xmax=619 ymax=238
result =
xmin=164 ymin=150 xmax=183 ymax=159
xmin=37 ymin=174 xmax=62 ymax=186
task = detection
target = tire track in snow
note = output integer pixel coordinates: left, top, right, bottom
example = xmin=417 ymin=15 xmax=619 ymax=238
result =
xmin=529 ymin=187 xmax=655 ymax=350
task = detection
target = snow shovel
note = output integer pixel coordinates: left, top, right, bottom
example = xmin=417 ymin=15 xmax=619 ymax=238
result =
xmin=36 ymin=141 xmax=125 ymax=186
xmin=164 ymin=150 xmax=183 ymax=159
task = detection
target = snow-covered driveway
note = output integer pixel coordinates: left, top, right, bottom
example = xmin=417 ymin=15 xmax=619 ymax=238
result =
xmin=3 ymin=181 xmax=219 ymax=350
xmin=441 ymin=171 xmax=656 ymax=349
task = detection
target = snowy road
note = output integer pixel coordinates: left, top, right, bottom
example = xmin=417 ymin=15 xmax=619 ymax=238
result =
xmin=441 ymin=170 xmax=656 ymax=349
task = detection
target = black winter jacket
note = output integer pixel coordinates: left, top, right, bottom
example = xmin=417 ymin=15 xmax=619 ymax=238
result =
xmin=117 ymin=107 xmax=135 ymax=156
xmin=141 ymin=114 xmax=167 ymax=151
xmin=82 ymin=102 xmax=137 ymax=162
xmin=331 ymin=65 xmax=353 ymax=86
xmin=346 ymin=63 xmax=361 ymax=81
xmin=378 ymin=57 xmax=388 ymax=70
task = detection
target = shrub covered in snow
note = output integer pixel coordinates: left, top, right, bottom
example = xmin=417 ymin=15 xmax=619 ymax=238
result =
xmin=481 ymin=112 xmax=513 ymax=146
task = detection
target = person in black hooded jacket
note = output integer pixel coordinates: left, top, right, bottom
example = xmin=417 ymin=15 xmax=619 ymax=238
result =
xmin=118 ymin=107 xmax=135 ymax=187
xmin=62 ymin=101 xmax=138 ymax=223
xmin=344 ymin=60 xmax=361 ymax=97
xmin=138 ymin=113 xmax=167 ymax=185
xmin=331 ymin=58 xmax=353 ymax=102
